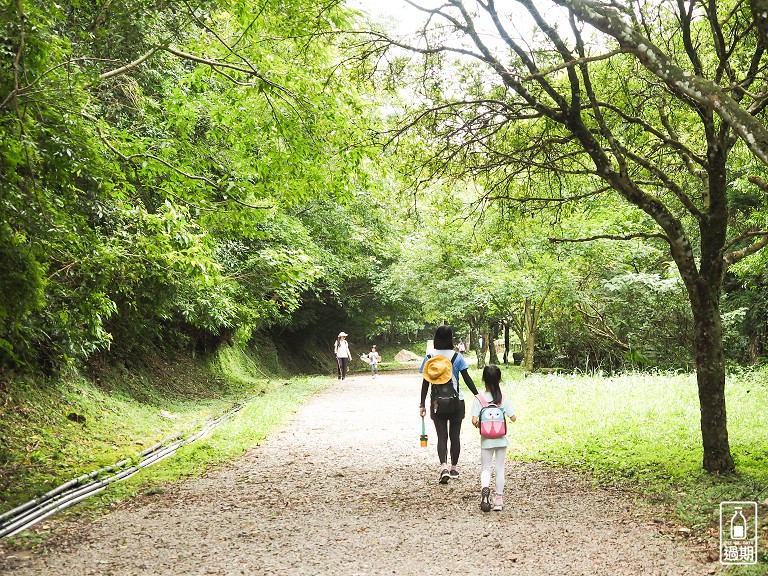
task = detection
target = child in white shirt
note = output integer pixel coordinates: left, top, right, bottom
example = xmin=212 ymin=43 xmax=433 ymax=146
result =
xmin=367 ymin=345 xmax=381 ymax=377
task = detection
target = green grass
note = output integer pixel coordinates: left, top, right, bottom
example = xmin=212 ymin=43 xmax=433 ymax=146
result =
xmin=478 ymin=365 xmax=768 ymax=573
xmin=76 ymin=373 xmax=332 ymax=509
xmin=0 ymin=344 xmax=333 ymax=547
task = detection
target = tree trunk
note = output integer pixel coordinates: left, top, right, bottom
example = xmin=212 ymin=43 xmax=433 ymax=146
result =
xmin=503 ymin=322 xmax=510 ymax=364
xmin=692 ymin=284 xmax=735 ymax=472
xmin=751 ymin=0 xmax=768 ymax=49
xmin=524 ymin=330 xmax=535 ymax=372
xmin=488 ymin=322 xmax=500 ymax=365
xmin=509 ymin=314 xmax=525 ymax=366
xmin=748 ymin=332 xmax=762 ymax=364
xmin=469 ymin=322 xmax=483 ymax=369
xmin=479 ymin=330 xmax=489 ymax=369
xmin=523 ymin=299 xmax=536 ymax=372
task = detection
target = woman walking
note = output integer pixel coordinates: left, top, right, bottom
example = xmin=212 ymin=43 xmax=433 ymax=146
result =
xmin=419 ymin=325 xmax=480 ymax=483
xmin=334 ymin=332 xmax=351 ymax=380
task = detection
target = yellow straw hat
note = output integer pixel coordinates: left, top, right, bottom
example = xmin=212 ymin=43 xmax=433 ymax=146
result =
xmin=423 ymin=355 xmax=453 ymax=384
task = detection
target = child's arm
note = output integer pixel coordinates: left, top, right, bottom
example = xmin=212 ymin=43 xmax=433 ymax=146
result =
xmin=504 ymin=399 xmax=517 ymax=422
xmin=469 ymin=396 xmax=482 ymax=428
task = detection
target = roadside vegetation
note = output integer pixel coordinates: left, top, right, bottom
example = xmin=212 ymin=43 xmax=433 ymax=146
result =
xmin=0 ymin=342 xmax=334 ymax=545
xmin=478 ymin=365 xmax=768 ymax=572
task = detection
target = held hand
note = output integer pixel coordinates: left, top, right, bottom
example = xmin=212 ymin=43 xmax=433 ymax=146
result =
xmin=419 ymin=406 xmax=426 ymax=418
xmin=510 ymin=414 xmax=517 ymax=423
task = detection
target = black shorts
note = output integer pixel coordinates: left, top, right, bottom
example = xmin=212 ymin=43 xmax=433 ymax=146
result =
xmin=430 ymin=399 xmax=465 ymax=422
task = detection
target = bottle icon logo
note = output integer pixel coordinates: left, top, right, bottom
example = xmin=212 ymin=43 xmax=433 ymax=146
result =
xmin=720 ymin=501 xmax=758 ymax=565
xmin=730 ymin=507 xmax=746 ymax=540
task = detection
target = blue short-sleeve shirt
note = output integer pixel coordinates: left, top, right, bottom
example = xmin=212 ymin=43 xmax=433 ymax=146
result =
xmin=420 ymin=349 xmax=469 ymax=400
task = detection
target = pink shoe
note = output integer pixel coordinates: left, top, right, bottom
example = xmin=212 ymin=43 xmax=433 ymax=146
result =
xmin=493 ymin=494 xmax=503 ymax=511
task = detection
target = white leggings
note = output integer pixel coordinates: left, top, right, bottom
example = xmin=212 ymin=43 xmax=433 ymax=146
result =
xmin=480 ymin=447 xmax=507 ymax=495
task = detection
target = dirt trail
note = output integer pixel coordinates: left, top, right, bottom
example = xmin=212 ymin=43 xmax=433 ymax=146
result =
xmin=2 ymin=372 xmax=717 ymax=575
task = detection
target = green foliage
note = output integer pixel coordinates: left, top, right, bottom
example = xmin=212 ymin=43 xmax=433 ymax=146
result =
xmin=4 ymin=0 xmax=768 ymax=381
xmin=0 ymin=0 xmax=395 ymax=372
xmin=364 ymin=0 xmax=768 ymax=383
xmin=0 ymin=223 xmax=46 ymax=366
xmin=378 ymin=176 xmax=698 ymax=371
xmin=560 ymin=266 xmax=693 ymax=370
xmin=724 ymin=261 xmax=768 ymax=364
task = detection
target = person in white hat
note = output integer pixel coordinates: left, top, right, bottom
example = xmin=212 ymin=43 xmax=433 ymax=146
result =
xmin=419 ymin=325 xmax=481 ymax=483
xmin=334 ymin=332 xmax=351 ymax=380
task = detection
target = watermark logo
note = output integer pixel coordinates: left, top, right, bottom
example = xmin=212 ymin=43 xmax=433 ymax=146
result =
xmin=720 ymin=501 xmax=758 ymax=565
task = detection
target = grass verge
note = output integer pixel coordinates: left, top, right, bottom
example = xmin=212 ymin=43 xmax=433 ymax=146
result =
xmin=479 ymin=365 xmax=768 ymax=574
xmin=0 ymin=344 xmax=333 ymax=548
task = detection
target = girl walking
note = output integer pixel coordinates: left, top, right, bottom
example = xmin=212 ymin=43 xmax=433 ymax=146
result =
xmin=470 ymin=365 xmax=516 ymax=512
xmin=367 ymin=345 xmax=381 ymax=377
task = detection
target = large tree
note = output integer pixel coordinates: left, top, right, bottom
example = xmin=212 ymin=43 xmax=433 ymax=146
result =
xmin=363 ymin=0 xmax=768 ymax=471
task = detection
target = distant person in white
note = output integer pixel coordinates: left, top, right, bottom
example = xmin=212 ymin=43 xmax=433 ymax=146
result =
xmin=334 ymin=332 xmax=351 ymax=380
xmin=367 ymin=345 xmax=381 ymax=377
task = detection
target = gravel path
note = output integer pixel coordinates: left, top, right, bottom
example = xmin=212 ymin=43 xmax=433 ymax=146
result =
xmin=2 ymin=372 xmax=717 ymax=575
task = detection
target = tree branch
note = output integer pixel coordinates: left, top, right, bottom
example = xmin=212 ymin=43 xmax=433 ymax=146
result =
xmin=553 ymin=0 xmax=768 ymax=166
xmin=614 ymin=142 xmax=704 ymax=219
xmin=486 ymin=186 xmax=609 ymax=204
xmin=724 ymin=234 xmax=768 ymax=266
xmin=85 ymin=114 xmax=272 ymax=210
xmin=748 ymin=174 xmax=768 ymax=192
xmin=163 ymin=46 xmax=301 ymax=102
xmin=519 ymin=49 xmax=624 ymax=82
xmin=12 ymin=0 xmax=25 ymax=111
xmin=575 ymin=302 xmax=629 ymax=351
xmin=87 ymin=0 xmax=115 ymax=33
xmin=549 ymin=232 xmax=670 ymax=244
xmin=595 ymin=99 xmax=707 ymax=169
xmin=99 ymin=47 xmax=160 ymax=80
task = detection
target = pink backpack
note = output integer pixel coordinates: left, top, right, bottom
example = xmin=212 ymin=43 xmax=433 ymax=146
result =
xmin=477 ymin=395 xmax=507 ymax=439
